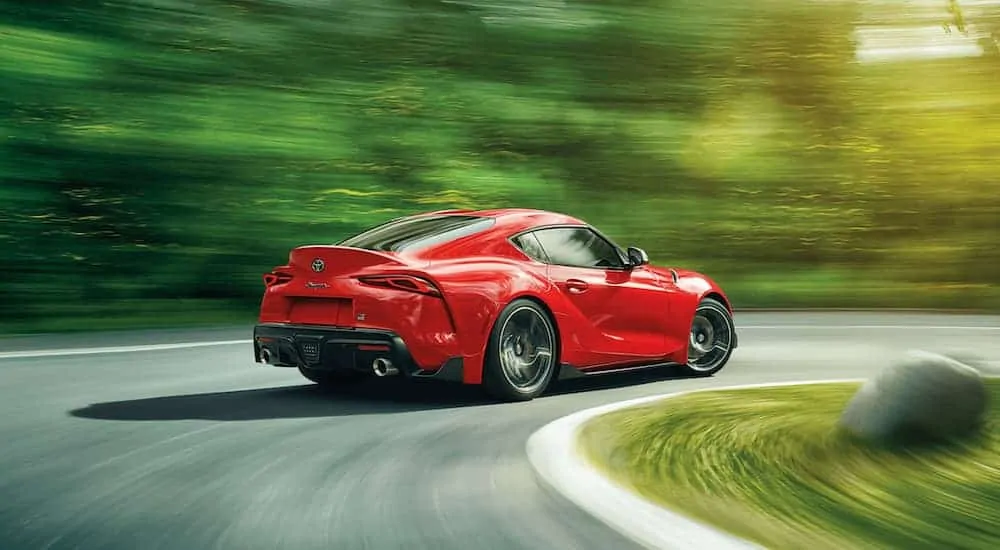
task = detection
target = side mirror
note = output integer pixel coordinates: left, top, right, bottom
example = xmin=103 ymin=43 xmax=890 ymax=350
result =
xmin=626 ymin=246 xmax=649 ymax=267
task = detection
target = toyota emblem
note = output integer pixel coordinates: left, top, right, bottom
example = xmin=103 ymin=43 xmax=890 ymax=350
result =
xmin=311 ymin=258 xmax=325 ymax=272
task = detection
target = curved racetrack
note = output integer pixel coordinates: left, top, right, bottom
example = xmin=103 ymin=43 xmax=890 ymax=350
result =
xmin=1 ymin=313 xmax=998 ymax=550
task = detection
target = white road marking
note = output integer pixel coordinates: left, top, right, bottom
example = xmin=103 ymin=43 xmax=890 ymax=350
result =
xmin=0 ymin=340 xmax=251 ymax=359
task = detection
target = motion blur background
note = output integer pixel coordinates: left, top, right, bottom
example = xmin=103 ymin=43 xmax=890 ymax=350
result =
xmin=2 ymin=0 xmax=998 ymax=334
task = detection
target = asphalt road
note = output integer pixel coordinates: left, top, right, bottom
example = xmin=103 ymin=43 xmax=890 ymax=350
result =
xmin=1 ymin=312 xmax=998 ymax=550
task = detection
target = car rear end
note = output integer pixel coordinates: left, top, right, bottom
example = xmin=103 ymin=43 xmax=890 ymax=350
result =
xmin=253 ymin=213 xmax=493 ymax=381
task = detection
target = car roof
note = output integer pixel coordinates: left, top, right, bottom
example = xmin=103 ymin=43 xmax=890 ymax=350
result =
xmin=364 ymin=207 xmax=590 ymax=259
xmin=424 ymin=207 xmax=586 ymax=234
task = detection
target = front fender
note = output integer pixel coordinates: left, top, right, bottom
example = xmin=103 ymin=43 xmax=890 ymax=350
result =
xmin=652 ymin=267 xmax=735 ymax=360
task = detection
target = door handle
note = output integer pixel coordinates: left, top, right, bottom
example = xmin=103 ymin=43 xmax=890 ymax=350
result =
xmin=565 ymin=279 xmax=589 ymax=293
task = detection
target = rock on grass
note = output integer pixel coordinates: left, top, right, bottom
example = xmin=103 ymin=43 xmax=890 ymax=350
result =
xmin=839 ymin=350 xmax=990 ymax=445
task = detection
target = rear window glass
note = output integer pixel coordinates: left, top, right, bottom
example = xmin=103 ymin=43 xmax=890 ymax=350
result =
xmin=337 ymin=215 xmax=494 ymax=252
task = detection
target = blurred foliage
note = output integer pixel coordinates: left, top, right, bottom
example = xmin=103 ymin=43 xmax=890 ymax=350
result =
xmin=1 ymin=0 xmax=998 ymax=332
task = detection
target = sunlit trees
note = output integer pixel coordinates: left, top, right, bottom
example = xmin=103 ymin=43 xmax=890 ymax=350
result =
xmin=1 ymin=0 xmax=997 ymax=331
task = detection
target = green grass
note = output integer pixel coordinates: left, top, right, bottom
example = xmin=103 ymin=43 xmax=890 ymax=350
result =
xmin=579 ymin=381 xmax=1000 ymax=550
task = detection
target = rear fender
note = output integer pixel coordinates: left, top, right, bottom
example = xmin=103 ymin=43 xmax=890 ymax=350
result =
xmin=430 ymin=260 xmax=552 ymax=384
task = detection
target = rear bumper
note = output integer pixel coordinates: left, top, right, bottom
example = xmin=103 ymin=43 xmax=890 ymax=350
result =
xmin=252 ymin=323 xmax=464 ymax=382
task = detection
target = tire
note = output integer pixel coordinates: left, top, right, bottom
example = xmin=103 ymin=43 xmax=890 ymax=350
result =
xmin=482 ymin=299 xmax=559 ymax=402
xmin=680 ymin=297 xmax=735 ymax=376
xmin=298 ymin=365 xmax=365 ymax=387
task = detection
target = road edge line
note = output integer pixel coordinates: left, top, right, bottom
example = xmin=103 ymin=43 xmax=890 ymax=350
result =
xmin=525 ymin=378 xmax=866 ymax=550
xmin=0 ymin=339 xmax=252 ymax=359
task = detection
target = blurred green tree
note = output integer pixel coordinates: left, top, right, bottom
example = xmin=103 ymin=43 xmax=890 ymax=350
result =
xmin=1 ymin=0 xmax=997 ymax=332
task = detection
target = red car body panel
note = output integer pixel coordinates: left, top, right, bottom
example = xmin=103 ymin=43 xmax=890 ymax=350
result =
xmin=255 ymin=208 xmax=733 ymax=385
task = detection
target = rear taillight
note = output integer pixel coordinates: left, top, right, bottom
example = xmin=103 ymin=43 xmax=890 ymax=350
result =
xmin=263 ymin=270 xmax=293 ymax=287
xmin=357 ymin=275 xmax=442 ymax=297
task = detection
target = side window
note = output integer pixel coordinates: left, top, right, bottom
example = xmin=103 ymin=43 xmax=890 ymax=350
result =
xmin=532 ymin=227 xmax=625 ymax=269
xmin=511 ymin=232 xmax=549 ymax=263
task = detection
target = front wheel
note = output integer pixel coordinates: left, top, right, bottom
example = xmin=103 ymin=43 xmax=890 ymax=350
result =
xmin=483 ymin=299 xmax=559 ymax=402
xmin=680 ymin=297 xmax=735 ymax=376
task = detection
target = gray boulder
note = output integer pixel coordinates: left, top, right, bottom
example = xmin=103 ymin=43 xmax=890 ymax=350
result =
xmin=838 ymin=350 xmax=990 ymax=445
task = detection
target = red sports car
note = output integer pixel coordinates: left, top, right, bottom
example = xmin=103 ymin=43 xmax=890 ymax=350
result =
xmin=253 ymin=208 xmax=737 ymax=401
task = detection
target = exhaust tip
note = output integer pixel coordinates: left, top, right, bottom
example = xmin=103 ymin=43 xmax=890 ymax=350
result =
xmin=260 ymin=348 xmax=273 ymax=364
xmin=372 ymin=357 xmax=399 ymax=377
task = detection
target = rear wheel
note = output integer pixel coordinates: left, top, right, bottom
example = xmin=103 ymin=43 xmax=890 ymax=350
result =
xmin=483 ymin=299 xmax=558 ymax=402
xmin=681 ymin=297 xmax=735 ymax=376
xmin=298 ymin=365 xmax=365 ymax=387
